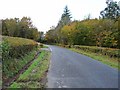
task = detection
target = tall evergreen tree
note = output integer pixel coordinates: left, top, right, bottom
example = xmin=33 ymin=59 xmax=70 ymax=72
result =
xmin=55 ymin=6 xmax=72 ymax=43
xmin=56 ymin=6 xmax=72 ymax=30
xmin=61 ymin=6 xmax=72 ymax=25
xmin=100 ymin=0 xmax=120 ymax=20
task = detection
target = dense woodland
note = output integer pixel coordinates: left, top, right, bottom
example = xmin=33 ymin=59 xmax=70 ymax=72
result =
xmin=2 ymin=17 xmax=43 ymax=41
xmin=45 ymin=0 xmax=120 ymax=49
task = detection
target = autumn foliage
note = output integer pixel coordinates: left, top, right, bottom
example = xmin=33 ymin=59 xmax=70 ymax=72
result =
xmin=45 ymin=18 xmax=119 ymax=49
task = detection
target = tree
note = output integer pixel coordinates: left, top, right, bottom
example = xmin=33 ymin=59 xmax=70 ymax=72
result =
xmin=45 ymin=29 xmax=56 ymax=43
xmin=61 ymin=6 xmax=72 ymax=25
xmin=57 ymin=6 xmax=72 ymax=28
xmin=19 ymin=17 xmax=32 ymax=38
xmin=55 ymin=6 xmax=72 ymax=43
xmin=100 ymin=0 xmax=120 ymax=20
xmin=2 ymin=17 xmax=40 ymax=41
xmin=5 ymin=18 xmax=18 ymax=36
xmin=84 ymin=14 xmax=91 ymax=20
xmin=37 ymin=31 xmax=44 ymax=42
xmin=2 ymin=19 xmax=8 ymax=35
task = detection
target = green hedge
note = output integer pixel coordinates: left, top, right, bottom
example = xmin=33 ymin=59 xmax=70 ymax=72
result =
xmin=1 ymin=36 xmax=39 ymax=85
xmin=2 ymin=36 xmax=38 ymax=59
xmin=72 ymin=45 xmax=120 ymax=58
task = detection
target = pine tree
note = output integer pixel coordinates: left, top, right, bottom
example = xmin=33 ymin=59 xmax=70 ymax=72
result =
xmin=60 ymin=6 xmax=72 ymax=26
xmin=56 ymin=6 xmax=72 ymax=31
xmin=54 ymin=6 xmax=72 ymax=43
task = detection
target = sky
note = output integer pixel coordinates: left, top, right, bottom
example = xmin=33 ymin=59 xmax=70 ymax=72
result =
xmin=0 ymin=0 xmax=120 ymax=33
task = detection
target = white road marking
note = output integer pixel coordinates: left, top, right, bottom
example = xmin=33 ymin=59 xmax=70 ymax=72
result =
xmin=58 ymin=86 xmax=62 ymax=88
xmin=62 ymin=85 xmax=68 ymax=88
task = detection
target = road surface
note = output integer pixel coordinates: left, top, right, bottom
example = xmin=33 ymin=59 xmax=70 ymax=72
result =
xmin=47 ymin=45 xmax=118 ymax=88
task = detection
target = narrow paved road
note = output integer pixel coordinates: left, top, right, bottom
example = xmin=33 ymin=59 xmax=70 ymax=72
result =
xmin=47 ymin=45 xmax=118 ymax=88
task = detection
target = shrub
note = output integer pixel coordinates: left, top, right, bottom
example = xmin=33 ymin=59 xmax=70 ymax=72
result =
xmin=40 ymin=43 xmax=43 ymax=48
xmin=2 ymin=36 xmax=38 ymax=59
xmin=73 ymin=45 xmax=120 ymax=58
xmin=1 ymin=40 xmax=11 ymax=60
xmin=2 ymin=36 xmax=39 ymax=85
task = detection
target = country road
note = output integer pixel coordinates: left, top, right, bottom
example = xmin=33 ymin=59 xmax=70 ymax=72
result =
xmin=47 ymin=45 xmax=118 ymax=88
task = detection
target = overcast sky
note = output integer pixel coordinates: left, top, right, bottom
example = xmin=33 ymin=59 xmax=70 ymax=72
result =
xmin=0 ymin=0 xmax=119 ymax=33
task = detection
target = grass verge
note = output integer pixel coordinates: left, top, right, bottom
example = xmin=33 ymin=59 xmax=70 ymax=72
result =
xmin=38 ymin=43 xmax=48 ymax=48
xmin=42 ymin=45 xmax=48 ymax=48
xmin=0 ymin=63 xmax=2 ymax=89
xmin=3 ymin=49 xmax=38 ymax=84
xmin=69 ymin=48 xmax=118 ymax=69
xmin=9 ymin=50 xmax=50 ymax=88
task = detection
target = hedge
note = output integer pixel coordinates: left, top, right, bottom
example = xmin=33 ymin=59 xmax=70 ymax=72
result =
xmin=2 ymin=36 xmax=38 ymax=59
xmin=72 ymin=45 xmax=120 ymax=58
xmin=1 ymin=36 xmax=39 ymax=86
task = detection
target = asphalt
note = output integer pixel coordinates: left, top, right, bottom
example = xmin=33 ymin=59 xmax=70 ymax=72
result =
xmin=47 ymin=45 xmax=118 ymax=88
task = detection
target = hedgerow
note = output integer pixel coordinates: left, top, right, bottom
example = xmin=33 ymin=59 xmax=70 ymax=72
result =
xmin=72 ymin=45 xmax=120 ymax=58
xmin=1 ymin=36 xmax=39 ymax=86
xmin=2 ymin=36 xmax=38 ymax=59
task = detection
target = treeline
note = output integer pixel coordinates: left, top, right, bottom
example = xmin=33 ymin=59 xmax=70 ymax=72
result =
xmin=2 ymin=17 xmax=43 ymax=41
xmin=45 ymin=1 xmax=120 ymax=49
xmin=61 ymin=19 xmax=119 ymax=48
xmin=45 ymin=19 xmax=119 ymax=48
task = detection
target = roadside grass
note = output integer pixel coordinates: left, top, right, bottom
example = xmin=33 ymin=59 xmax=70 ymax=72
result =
xmin=42 ymin=45 xmax=48 ymax=48
xmin=38 ymin=43 xmax=48 ymax=48
xmin=10 ymin=50 xmax=50 ymax=88
xmin=3 ymin=49 xmax=37 ymax=82
xmin=39 ymin=45 xmax=48 ymax=48
xmin=0 ymin=63 xmax=2 ymax=89
xmin=69 ymin=48 xmax=118 ymax=69
xmin=10 ymin=81 xmax=42 ymax=88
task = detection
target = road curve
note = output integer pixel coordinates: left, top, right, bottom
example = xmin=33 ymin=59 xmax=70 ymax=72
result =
xmin=47 ymin=45 xmax=118 ymax=88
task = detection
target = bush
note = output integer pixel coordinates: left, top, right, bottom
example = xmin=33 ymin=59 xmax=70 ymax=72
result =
xmin=65 ymin=45 xmax=71 ymax=48
xmin=1 ymin=40 xmax=11 ymax=60
xmin=40 ymin=43 xmax=43 ymax=48
xmin=2 ymin=36 xmax=39 ymax=85
xmin=2 ymin=36 xmax=38 ymax=59
xmin=73 ymin=45 xmax=120 ymax=58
